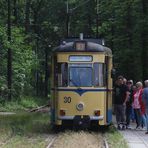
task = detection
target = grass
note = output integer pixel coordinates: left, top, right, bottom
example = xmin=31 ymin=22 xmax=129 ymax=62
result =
xmin=1 ymin=135 xmax=48 ymax=148
xmin=0 ymin=113 xmax=129 ymax=148
xmin=0 ymin=112 xmax=51 ymax=148
xmin=0 ymin=112 xmax=51 ymax=134
xmin=0 ymin=96 xmax=52 ymax=147
xmin=0 ymin=97 xmax=129 ymax=148
xmin=104 ymin=125 xmax=129 ymax=148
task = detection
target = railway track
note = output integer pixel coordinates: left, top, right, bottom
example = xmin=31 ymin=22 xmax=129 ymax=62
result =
xmin=46 ymin=130 xmax=109 ymax=148
xmin=0 ymin=130 xmax=109 ymax=148
xmin=103 ymin=136 xmax=109 ymax=148
xmin=0 ymin=134 xmax=13 ymax=148
xmin=46 ymin=135 xmax=57 ymax=148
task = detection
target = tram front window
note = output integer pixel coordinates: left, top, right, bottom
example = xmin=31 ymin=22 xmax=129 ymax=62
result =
xmin=69 ymin=67 xmax=92 ymax=87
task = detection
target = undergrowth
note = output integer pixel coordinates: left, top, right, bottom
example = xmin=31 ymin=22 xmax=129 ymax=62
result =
xmin=0 ymin=96 xmax=49 ymax=112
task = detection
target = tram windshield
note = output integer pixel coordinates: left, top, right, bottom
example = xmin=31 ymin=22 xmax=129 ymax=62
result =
xmin=70 ymin=67 xmax=92 ymax=87
xmin=56 ymin=63 xmax=106 ymax=87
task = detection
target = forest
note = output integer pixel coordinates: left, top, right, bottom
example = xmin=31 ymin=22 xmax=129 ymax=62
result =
xmin=0 ymin=0 xmax=148 ymax=101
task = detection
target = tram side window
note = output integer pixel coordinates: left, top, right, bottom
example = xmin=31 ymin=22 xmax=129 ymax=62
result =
xmin=56 ymin=63 xmax=68 ymax=87
xmin=94 ymin=63 xmax=105 ymax=87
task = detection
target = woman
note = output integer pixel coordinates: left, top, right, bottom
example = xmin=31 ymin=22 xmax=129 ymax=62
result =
xmin=132 ymin=82 xmax=143 ymax=129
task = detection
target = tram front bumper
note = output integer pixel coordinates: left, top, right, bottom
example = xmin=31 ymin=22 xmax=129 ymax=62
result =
xmin=58 ymin=115 xmax=103 ymax=120
xmin=58 ymin=115 xmax=103 ymax=127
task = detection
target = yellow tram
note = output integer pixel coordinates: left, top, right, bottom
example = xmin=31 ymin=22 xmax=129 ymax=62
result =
xmin=50 ymin=37 xmax=113 ymax=128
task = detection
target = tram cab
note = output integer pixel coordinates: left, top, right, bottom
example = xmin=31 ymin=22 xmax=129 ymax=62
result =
xmin=50 ymin=38 xmax=113 ymax=128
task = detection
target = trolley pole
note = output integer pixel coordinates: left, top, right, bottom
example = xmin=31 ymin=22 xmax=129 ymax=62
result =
xmin=7 ymin=0 xmax=12 ymax=100
xmin=96 ymin=0 xmax=99 ymax=38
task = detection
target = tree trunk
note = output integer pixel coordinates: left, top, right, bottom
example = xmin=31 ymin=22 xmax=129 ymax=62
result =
xmin=7 ymin=0 xmax=12 ymax=100
xmin=126 ymin=5 xmax=132 ymax=49
xmin=35 ymin=39 xmax=39 ymax=96
xmin=13 ymin=0 xmax=18 ymax=24
xmin=25 ymin=0 xmax=31 ymax=32
xmin=96 ymin=0 xmax=99 ymax=38
xmin=44 ymin=48 xmax=49 ymax=97
xmin=111 ymin=24 xmax=114 ymax=53
xmin=87 ymin=15 xmax=92 ymax=36
xmin=141 ymin=0 xmax=148 ymax=81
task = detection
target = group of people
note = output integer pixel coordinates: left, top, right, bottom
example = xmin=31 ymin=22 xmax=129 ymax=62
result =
xmin=114 ymin=75 xmax=148 ymax=134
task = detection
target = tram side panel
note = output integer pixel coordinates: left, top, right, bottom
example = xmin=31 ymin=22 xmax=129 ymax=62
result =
xmin=106 ymin=56 xmax=113 ymax=124
xmin=103 ymin=55 xmax=113 ymax=125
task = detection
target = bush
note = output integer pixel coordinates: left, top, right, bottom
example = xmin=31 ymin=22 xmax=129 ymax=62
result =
xmin=0 ymin=96 xmax=48 ymax=112
xmin=20 ymin=98 xmax=38 ymax=109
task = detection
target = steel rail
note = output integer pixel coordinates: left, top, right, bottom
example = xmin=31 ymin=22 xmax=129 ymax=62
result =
xmin=46 ymin=135 xmax=57 ymax=148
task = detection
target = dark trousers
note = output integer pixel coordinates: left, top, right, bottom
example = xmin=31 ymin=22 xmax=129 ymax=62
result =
xmin=126 ymin=105 xmax=132 ymax=126
xmin=134 ymin=108 xmax=141 ymax=127
xmin=115 ymin=104 xmax=126 ymax=125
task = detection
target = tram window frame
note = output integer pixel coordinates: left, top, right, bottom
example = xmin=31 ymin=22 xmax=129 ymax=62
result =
xmin=104 ymin=64 xmax=107 ymax=86
xmin=56 ymin=63 xmax=68 ymax=87
xmin=94 ymin=63 xmax=106 ymax=87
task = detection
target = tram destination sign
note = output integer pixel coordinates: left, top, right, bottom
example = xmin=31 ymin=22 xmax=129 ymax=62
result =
xmin=69 ymin=55 xmax=92 ymax=62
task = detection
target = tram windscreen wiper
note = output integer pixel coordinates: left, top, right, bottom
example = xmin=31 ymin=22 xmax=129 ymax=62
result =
xmin=70 ymin=79 xmax=81 ymax=89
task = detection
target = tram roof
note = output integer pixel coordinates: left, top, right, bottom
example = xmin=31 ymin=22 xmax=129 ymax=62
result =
xmin=53 ymin=39 xmax=112 ymax=55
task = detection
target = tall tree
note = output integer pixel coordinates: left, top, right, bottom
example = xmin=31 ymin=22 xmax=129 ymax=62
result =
xmin=13 ymin=0 xmax=18 ymax=24
xmin=7 ymin=0 xmax=12 ymax=100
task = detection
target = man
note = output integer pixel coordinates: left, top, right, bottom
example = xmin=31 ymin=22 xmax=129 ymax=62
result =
xmin=114 ymin=76 xmax=130 ymax=130
xmin=142 ymin=80 xmax=148 ymax=134
xmin=126 ymin=80 xmax=133 ymax=129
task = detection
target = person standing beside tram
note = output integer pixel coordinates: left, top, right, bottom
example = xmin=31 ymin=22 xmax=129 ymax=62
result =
xmin=142 ymin=80 xmax=148 ymax=134
xmin=114 ymin=76 xmax=130 ymax=130
xmin=132 ymin=82 xmax=143 ymax=129
xmin=126 ymin=80 xmax=134 ymax=129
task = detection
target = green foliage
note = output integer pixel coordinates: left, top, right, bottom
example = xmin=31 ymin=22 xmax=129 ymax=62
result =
xmin=99 ymin=0 xmax=148 ymax=81
xmin=0 ymin=0 xmax=148 ymax=102
xmin=20 ymin=99 xmax=38 ymax=109
xmin=0 ymin=26 xmax=37 ymax=99
xmin=105 ymin=125 xmax=128 ymax=148
xmin=0 ymin=101 xmax=25 ymax=111
xmin=20 ymin=96 xmax=47 ymax=109
xmin=0 ymin=96 xmax=47 ymax=112
xmin=11 ymin=27 xmax=36 ymax=97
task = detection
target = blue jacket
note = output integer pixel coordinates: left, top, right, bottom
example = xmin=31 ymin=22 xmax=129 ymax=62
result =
xmin=142 ymin=87 xmax=148 ymax=109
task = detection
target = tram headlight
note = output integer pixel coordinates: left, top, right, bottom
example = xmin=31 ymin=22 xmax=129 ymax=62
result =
xmin=94 ymin=110 xmax=100 ymax=116
xmin=60 ymin=110 xmax=66 ymax=116
xmin=76 ymin=102 xmax=84 ymax=111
